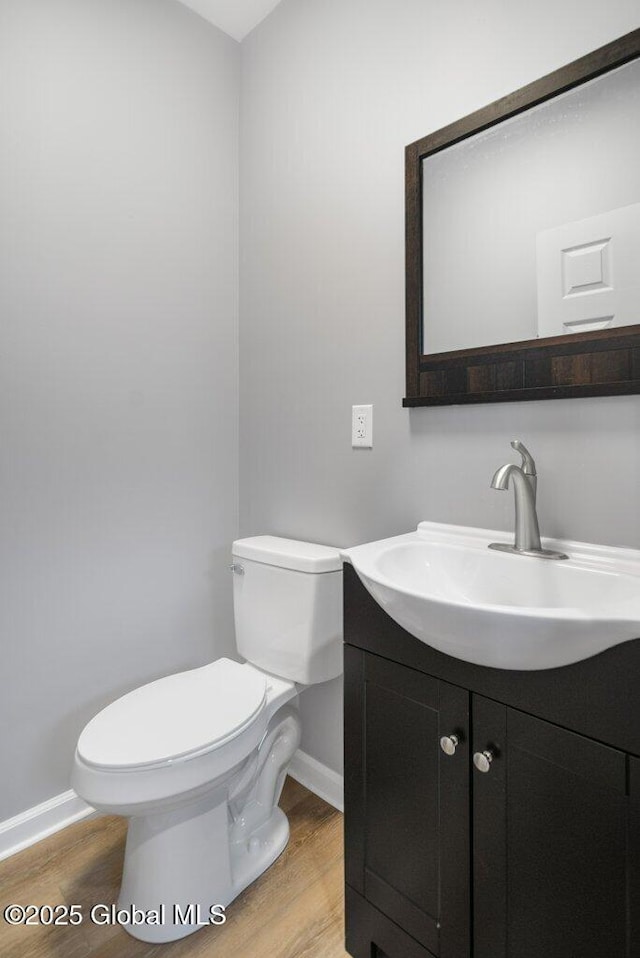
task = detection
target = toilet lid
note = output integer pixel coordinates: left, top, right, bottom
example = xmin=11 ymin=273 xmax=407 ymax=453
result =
xmin=77 ymin=659 xmax=267 ymax=770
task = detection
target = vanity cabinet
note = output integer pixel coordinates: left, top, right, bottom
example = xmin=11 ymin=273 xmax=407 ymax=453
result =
xmin=344 ymin=564 xmax=640 ymax=958
xmin=473 ymin=698 xmax=635 ymax=958
xmin=345 ymin=648 xmax=470 ymax=957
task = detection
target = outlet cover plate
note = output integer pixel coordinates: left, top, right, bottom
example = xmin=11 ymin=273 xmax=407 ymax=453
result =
xmin=352 ymin=405 xmax=373 ymax=448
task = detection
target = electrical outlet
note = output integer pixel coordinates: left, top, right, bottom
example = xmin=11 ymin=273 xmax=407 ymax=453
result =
xmin=352 ymin=405 xmax=373 ymax=448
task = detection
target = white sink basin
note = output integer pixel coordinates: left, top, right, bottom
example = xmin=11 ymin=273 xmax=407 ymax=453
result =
xmin=341 ymin=522 xmax=640 ymax=670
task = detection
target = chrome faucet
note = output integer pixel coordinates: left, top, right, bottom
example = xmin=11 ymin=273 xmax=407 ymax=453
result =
xmin=489 ymin=440 xmax=568 ymax=560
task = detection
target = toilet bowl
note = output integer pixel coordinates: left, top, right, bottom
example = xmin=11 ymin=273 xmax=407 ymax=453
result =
xmin=71 ymin=536 xmax=343 ymax=944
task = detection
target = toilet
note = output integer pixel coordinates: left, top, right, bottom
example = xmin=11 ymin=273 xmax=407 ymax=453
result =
xmin=71 ymin=536 xmax=343 ymax=944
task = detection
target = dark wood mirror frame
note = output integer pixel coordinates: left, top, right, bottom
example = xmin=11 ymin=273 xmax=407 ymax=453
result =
xmin=404 ymin=28 xmax=640 ymax=407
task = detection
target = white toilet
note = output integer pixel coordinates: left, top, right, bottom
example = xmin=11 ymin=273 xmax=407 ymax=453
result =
xmin=72 ymin=536 xmax=343 ymax=944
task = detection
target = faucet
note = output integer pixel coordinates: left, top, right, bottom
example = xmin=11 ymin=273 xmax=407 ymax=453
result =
xmin=489 ymin=440 xmax=568 ymax=559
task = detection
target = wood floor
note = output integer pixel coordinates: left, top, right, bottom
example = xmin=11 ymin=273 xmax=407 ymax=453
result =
xmin=0 ymin=778 xmax=348 ymax=958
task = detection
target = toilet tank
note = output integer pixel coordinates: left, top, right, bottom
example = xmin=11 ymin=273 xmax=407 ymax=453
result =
xmin=231 ymin=536 xmax=343 ymax=685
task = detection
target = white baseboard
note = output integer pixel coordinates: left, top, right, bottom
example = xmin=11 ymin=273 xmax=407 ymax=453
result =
xmin=0 ymin=755 xmax=340 ymax=863
xmin=0 ymin=790 xmax=96 ymax=862
xmin=288 ymin=749 xmax=344 ymax=813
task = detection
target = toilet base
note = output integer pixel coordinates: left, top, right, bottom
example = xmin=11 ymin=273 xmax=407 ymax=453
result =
xmin=117 ymin=705 xmax=301 ymax=944
xmin=230 ymin=804 xmax=290 ymax=900
xmin=119 ymin=803 xmax=290 ymax=944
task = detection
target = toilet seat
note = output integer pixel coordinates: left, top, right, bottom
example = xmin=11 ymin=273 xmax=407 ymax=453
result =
xmin=77 ymin=658 xmax=267 ymax=771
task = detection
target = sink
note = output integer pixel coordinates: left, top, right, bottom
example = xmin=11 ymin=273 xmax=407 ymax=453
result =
xmin=341 ymin=522 xmax=640 ymax=670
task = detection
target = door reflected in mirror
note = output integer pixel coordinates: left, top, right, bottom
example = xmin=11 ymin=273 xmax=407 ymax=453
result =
xmin=421 ymin=58 xmax=640 ymax=356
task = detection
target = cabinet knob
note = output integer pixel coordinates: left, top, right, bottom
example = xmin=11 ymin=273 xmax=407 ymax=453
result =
xmin=473 ymin=750 xmax=495 ymax=773
xmin=440 ymin=734 xmax=460 ymax=756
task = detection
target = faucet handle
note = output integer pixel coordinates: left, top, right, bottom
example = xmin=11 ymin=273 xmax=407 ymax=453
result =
xmin=510 ymin=440 xmax=536 ymax=477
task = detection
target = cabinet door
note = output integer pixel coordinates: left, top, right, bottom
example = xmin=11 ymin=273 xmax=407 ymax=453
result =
xmin=630 ymin=757 xmax=640 ymax=957
xmin=345 ymin=647 xmax=470 ymax=958
xmin=473 ymin=695 xmax=634 ymax=958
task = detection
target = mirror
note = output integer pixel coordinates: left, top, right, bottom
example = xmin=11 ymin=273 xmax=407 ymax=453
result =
xmin=423 ymin=59 xmax=640 ymax=354
xmin=405 ymin=30 xmax=640 ymax=406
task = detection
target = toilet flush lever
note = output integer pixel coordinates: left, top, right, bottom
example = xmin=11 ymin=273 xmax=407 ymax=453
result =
xmin=229 ymin=563 xmax=244 ymax=575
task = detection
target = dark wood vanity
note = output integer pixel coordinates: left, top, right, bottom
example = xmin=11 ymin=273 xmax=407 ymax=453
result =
xmin=343 ymin=562 xmax=640 ymax=958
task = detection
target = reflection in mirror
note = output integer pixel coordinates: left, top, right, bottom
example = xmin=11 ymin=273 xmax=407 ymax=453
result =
xmin=422 ymin=58 xmax=640 ymax=356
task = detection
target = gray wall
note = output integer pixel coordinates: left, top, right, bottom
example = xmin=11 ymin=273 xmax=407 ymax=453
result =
xmin=0 ymin=0 xmax=239 ymax=820
xmin=240 ymin=0 xmax=640 ymax=774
